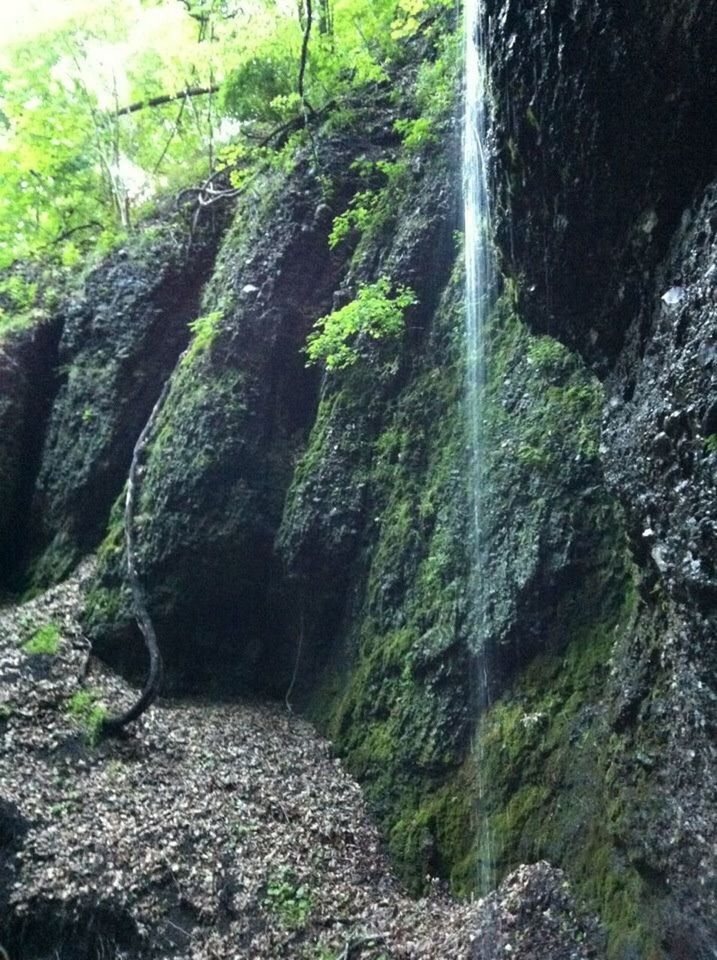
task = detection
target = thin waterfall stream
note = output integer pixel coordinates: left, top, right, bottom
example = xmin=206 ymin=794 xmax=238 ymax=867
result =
xmin=463 ymin=0 xmax=496 ymax=895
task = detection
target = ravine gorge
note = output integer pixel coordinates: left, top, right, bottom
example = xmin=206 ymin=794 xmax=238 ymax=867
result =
xmin=0 ymin=1 xmax=715 ymax=958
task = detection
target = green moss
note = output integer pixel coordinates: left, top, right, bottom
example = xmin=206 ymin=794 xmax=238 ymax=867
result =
xmin=473 ymin=560 xmax=665 ymax=959
xmin=389 ymin=765 xmax=476 ymax=895
xmin=97 ymin=503 xmax=125 ymax=563
xmin=83 ymin=584 xmax=123 ymax=625
xmin=303 ymin=274 xmax=473 ymax=894
xmin=300 ymin=262 xmax=663 ymax=956
xmin=184 ymin=310 xmax=224 ymax=364
xmin=25 ymin=532 xmax=78 ymax=596
xmin=483 ymin=291 xmax=604 ymax=479
xmin=23 ymin=623 xmax=61 ymax=655
xmin=66 ymin=688 xmax=108 ymax=746
xmin=82 ymin=498 xmax=128 ymax=635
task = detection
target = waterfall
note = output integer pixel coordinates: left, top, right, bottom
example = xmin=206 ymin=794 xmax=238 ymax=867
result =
xmin=462 ymin=0 xmax=495 ymax=896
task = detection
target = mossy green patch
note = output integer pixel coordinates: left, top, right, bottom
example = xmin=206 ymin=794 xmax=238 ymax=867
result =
xmin=473 ymin=557 xmax=665 ymax=959
xmin=25 ymin=532 xmax=78 ymax=597
xmin=301 ymin=265 xmax=659 ymax=957
xmin=66 ymin=688 xmax=108 ymax=746
xmin=301 ymin=272 xmax=474 ymax=894
xmin=23 ymin=622 xmax=61 ymax=655
xmin=264 ymin=869 xmax=313 ymax=931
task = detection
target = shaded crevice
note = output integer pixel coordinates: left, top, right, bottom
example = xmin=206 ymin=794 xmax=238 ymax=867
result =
xmin=2 ymin=903 xmax=144 ymax=960
xmin=0 ymin=317 xmax=64 ymax=592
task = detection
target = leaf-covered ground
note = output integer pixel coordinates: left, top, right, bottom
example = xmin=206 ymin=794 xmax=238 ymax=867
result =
xmin=0 ymin=565 xmax=601 ymax=959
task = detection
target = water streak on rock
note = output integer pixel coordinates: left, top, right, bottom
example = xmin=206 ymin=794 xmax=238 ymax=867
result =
xmin=463 ymin=0 xmax=495 ymax=896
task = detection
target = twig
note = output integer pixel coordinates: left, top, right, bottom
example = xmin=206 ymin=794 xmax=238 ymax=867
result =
xmin=165 ymin=918 xmax=192 ymax=941
xmin=161 ymin=854 xmax=185 ymax=898
xmin=285 ymin=603 xmax=305 ymax=714
xmin=100 ymin=373 xmax=176 ymax=734
xmin=152 ymin=97 xmax=188 ymax=175
xmin=53 ymin=221 xmax=104 ymax=245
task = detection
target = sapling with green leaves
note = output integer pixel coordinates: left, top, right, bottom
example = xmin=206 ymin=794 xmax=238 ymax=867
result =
xmin=305 ymin=278 xmax=417 ymax=370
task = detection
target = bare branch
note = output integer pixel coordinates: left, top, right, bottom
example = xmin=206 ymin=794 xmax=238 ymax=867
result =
xmin=100 ymin=377 xmax=171 ymax=735
xmin=53 ymin=220 xmax=104 ymax=245
xmin=298 ymin=0 xmax=313 ymax=102
xmin=117 ymin=85 xmax=221 ymax=117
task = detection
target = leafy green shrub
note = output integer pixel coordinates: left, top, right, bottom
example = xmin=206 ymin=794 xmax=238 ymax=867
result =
xmin=305 ymin=278 xmax=417 ymax=370
xmin=394 ymin=116 xmax=435 ymax=151
xmin=705 ymin=434 xmax=717 ymax=455
xmin=328 ymin=190 xmax=382 ymax=249
xmin=23 ymin=623 xmax=61 ymax=655
xmin=66 ymin=689 xmax=107 ymax=746
xmin=265 ymin=869 xmax=313 ymax=930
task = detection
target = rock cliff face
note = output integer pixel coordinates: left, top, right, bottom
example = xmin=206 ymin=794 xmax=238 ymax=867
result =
xmin=26 ymin=208 xmax=229 ymax=589
xmin=0 ymin=321 xmax=61 ymax=590
xmin=0 ymin=5 xmax=715 ymax=959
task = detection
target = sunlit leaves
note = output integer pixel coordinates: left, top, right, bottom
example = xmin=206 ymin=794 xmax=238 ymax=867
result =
xmin=305 ymin=278 xmax=417 ymax=370
xmin=0 ymin=0 xmax=457 ymax=270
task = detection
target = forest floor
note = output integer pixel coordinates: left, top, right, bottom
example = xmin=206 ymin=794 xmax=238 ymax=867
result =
xmin=0 ymin=564 xmax=602 ymax=960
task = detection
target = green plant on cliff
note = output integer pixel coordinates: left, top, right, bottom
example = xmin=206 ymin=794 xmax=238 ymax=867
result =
xmin=185 ymin=310 xmax=223 ymax=363
xmin=23 ymin=622 xmax=60 ymax=656
xmin=328 ymin=157 xmax=409 ymax=250
xmin=328 ymin=190 xmax=383 ymax=249
xmin=305 ymin=278 xmax=417 ymax=370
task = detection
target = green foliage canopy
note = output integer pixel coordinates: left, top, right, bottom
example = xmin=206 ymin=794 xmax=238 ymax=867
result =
xmin=0 ymin=0 xmax=455 ymax=275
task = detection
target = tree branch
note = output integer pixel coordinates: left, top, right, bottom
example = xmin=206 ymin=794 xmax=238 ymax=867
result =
xmin=100 ymin=377 xmax=170 ymax=735
xmin=298 ymin=0 xmax=313 ymax=102
xmin=53 ymin=221 xmax=104 ymax=245
xmin=117 ymin=85 xmax=221 ymax=117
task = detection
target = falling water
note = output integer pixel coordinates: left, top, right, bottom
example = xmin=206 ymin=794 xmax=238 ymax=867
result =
xmin=462 ymin=0 xmax=495 ymax=896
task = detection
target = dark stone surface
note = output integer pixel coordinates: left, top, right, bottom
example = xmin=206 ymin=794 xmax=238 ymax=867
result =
xmin=598 ymin=179 xmax=717 ymax=958
xmin=0 ymin=798 xmax=29 ymax=940
xmin=487 ymin=0 xmax=717 ymax=367
xmin=0 ymin=320 xmax=62 ymax=590
xmin=604 ymin=180 xmax=717 ymax=608
xmin=27 ymin=206 xmax=230 ymax=588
